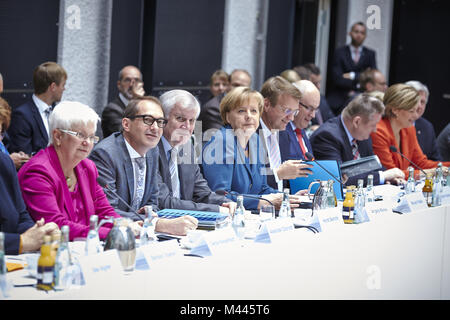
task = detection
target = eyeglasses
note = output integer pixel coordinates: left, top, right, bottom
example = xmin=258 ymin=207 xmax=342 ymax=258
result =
xmin=277 ymin=105 xmax=299 ymax=117
xmin=59 ymin=129 xmax=99 ymax=144
xmin=129 ymin=114 xmax=168 ymax=128
xmin=299 ymin=101 xmax=319 ymax=113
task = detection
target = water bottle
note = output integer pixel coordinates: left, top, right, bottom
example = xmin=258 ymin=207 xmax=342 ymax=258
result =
xmin=405 ymin=166 xmax=416 ymax=194
xmin=85 ymin=215 xmax=102 ymax=255
xmin=232 ymin=195 xmax=245 ymax=239
xmin=140 ymin=205 xmax=157 ymax=246
xmin=0 ymin=232 xmax=10 ymax=297
xmin=432 ymin=163 xmax=443 ymax=207
xmin=278 ymin=189 xmax=291 ymax=219
xmin=54 ymin=225 xmax=73 ymax=290
xmin=354 ymin=179 xmax=366 ymax=223
xmin=366 ymin=174 xmax=375 ymax=202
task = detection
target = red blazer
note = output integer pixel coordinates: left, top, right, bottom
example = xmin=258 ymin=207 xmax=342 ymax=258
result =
xmin=18 ymin=145 xmax=120 ymax=240
xmin=371 ymin=118 xmax=450 ymax=176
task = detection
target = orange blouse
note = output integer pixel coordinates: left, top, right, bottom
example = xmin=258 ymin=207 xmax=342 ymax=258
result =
xmin=371 ymin=118 xmax=450 ymax=176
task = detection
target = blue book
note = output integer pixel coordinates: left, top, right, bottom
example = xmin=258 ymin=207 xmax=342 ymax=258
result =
xmin=289 ymin=160 xmax=344 ymax=200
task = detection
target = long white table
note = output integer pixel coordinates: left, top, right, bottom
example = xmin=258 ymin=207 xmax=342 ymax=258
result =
xmin=4 ymin=189 xmax=450 ymax=300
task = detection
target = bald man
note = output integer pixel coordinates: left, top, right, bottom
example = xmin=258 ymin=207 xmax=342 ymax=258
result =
xmin=279 ymin=80 xmax=320 ymax=162
xmin=101 ymin=65 xmax=144 ymax=138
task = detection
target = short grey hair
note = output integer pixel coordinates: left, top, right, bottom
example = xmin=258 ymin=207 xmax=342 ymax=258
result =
xmin=159 ymin=89 xmax=200 ymax=119
xmin=48 ymin=101 xmax=100 ymax=145
xmin=342 ymin=93 xmax=385 ymax=121
xmin=405 ymin=80 xmax=429 ymax=102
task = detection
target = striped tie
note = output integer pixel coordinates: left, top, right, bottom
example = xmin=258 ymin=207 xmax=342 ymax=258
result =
xmin=169 ymin=148 xmax=180 ymax=198
xmin=352 ymin=138 xmax=360 ymax=160
xmin=268 ymin=133 xmax=281 ymax=170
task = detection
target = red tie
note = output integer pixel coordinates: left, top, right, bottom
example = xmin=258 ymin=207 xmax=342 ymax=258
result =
xmin=295 ymin=128 xmax=307 ymax=157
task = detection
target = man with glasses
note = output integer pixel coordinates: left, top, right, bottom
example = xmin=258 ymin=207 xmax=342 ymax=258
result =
xmin=101 ymin=65 xmax=145 ymax=138
xmin=259 ymin=76 xmax=313 ymax=190
xmin=90 ymin=96 xmax=199 ymax=236
xmin=279 ymin=80 xmax=319 ymax=162
xmin=157 ymin=89 xmax=235 ymax=214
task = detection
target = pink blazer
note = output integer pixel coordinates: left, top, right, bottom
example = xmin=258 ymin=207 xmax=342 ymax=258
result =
xmin=18 ymin=146 xmax=120 ymax=240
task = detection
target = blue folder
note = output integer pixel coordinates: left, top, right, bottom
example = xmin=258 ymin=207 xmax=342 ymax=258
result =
xmin=156 ymin=209 xmax=229 ymax=228
xmin=289 ymin=160 xmax=344 ymax=200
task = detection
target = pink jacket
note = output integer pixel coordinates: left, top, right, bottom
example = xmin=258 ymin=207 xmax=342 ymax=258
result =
xmin=18 ymin=146 xmax=120 ymax=240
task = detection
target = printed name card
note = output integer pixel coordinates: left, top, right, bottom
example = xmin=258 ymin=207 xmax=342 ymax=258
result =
xmin=189 ymin=228 xmax=238 ymax=257
xmin=440 ymin=186 xmax=450 ymax=205
xmin=365 ymin=201 xmax=393 ymax=219
xmin=394 ymin=192 xmax=429 ymax=214
xmin=254 ymin=218 xmax=294 ymax=243
xmin=78 ymin=249 xmax=123 ymax=285
xmin=316 ymin=207 xmax=344 ymax=231
xmin=140 ymin=239 xmax=183 ymax=268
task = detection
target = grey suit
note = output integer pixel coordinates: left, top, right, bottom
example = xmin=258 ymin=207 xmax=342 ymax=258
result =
xmin=89 ymin=132 xmax=162 ymax=221
xmin=157 ymin=139 xmax=228 ymax=212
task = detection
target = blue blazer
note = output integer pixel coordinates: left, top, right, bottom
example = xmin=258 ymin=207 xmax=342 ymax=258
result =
xmin=415 ymin=117 xmax=441 ymax=161
xmin=201 ymin=125 xmax=278 ymax=210
xmin=7 ymin=99 xmax=49 ymax=155
xmin=0 ymin=152 xmax=35 ymax=255
xmin=309 ymin=116 xmax=383 ymax=186
xmin=279 ymin=123 xmax=313 ymax=162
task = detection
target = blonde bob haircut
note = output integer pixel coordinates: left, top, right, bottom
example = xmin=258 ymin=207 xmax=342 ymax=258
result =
xmin=383 ymin=83 xmax=420 ymax=119
xmin=220 ymin=86 xmax=264 ymax=126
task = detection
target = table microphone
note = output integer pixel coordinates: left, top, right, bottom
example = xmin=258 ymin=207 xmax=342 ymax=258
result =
xmin=304 ymin=152 xmax=344 ymax=185
xmin=389 ymin=146 xmax=427 ymax=176
xmin=97 ymin=177 xmax=144 ymax=221
xmin=215 ymin=190 xmax=275 ymax=207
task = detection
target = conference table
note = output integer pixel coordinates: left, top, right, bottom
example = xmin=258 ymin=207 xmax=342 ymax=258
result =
xmin=4 ymin=184 xmax=450 ymax=300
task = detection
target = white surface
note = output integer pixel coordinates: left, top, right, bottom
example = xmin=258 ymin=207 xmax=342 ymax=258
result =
xmin=5 ymin=186 xmax=450 ymax=300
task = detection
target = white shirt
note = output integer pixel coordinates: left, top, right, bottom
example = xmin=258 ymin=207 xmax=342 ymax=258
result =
xmin=32 ymin=94 xmax=52 ymax=135
xmin=260 ymin=119 xmax=283 ymax=191
xmin=123 ymin=137 xmax=147 ymax=196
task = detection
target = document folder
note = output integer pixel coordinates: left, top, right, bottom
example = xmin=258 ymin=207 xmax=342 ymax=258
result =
xmin=289 ymin=160 xmax=344 ymax=200
xmin=339 ymin=155 xmax=382 ymax=178
xmin=156 ymin=209 xmax=229 ymax=230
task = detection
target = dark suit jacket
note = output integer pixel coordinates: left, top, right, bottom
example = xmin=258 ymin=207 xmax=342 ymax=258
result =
xmin=327 ymin=45 xmax=377 ymax=115
xmin=415 ymin=117 xmax=441 ymax=161
xmin=309 ymin=116 xmax=382 ymax=186
xmin=279 ymin=124 xmax=313 ymax=162
xmin=101 ymin=96 xmax=127 ymax=139
xmin=7 ymin=99 xmax=49 ymax=154
xmin=89 ymin=132 xmax=161 ymax=220
xmin=0 ymin=152 xmax=34 ymax=255
xmin=157 ymin=140 xmax=228 ymax=212
xmin=311 ymin=95 xmax=335 ymax=126
xmin=437 ymin=123 xmax=450 ymax=161
xmin=198 ymin=93 xmax=225 ymax=133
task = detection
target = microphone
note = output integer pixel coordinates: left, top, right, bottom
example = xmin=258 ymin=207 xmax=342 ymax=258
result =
xmin=97 ymin=177 xmax=144 ymax=221
xmin=304 ymin=152 xmax=344 ymax=185
xmin=389 ymin=146 xmax=426 ymax=176
xmin=215 ymin=190 xmax=275 ymax=207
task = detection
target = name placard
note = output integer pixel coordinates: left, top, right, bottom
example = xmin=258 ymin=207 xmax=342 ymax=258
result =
xmin=365 ymin=201 xmax=393 ymax=219
xmin=189 ymin=227 xmax=238 ymax=257
xmin=440 ymin=186 xmax=450 ymax=205
xmin=254 ymin=218 xmax=294 ymax=243
xmin=78 ymin=249 xmax=123 ymax=285
xmin=316 ymin=207 xmax=344 ymax=232
xmin=394 ymin=192 xmax=429 ymax=214
xmin=140 ymin=239 xmax=183 ymax=268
